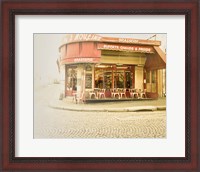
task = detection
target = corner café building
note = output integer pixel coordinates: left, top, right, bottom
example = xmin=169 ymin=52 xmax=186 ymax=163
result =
xmin=59 ymin=34 xmax=166 ymax=101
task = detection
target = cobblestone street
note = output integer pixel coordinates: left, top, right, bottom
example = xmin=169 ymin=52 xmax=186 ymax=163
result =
xmin=34 ymin=84 xmax=166 ymax=138
xmin=34 ymin=109 xmax=166 ymax=138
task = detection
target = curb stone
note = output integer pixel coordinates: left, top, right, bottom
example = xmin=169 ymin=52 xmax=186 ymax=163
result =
xmin=49 ymin=102 xmax=166 ymax=112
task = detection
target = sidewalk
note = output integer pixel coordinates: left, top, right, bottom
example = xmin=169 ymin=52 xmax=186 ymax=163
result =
xmin=49 ymin=97 xmax=166 ymax=112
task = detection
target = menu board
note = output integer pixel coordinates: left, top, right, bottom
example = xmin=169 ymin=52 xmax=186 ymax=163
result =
xmin=85 ymin=74 xmax=92 ymax=89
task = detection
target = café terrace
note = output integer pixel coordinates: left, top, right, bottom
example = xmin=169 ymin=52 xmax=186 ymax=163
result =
xmin=59 ymin=34 xmax=166 ymax=103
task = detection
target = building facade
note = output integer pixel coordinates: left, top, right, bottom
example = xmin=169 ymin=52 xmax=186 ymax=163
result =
xmin=59 ymin=34 xmax=166 ymax=100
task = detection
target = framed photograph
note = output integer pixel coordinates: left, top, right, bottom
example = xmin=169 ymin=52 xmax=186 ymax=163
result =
xmin=1 ymin=0 xmax=199 ymax=171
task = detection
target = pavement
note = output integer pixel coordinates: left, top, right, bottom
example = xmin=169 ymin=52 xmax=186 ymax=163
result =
xmin=34 ymin=84 xmax=166 ymax=138
xmin=49 ymin=96 xmax=166 ymax=112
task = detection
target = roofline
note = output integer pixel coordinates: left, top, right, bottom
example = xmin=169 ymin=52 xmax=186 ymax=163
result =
xmin=59 ymin=34 xmax=161 ymax=50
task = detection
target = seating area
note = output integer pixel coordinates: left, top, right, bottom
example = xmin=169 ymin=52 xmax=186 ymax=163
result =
xmin=87 ymin=88 xmax=147 ymax=100
xmin=71 ymin=88 xmax=149 ymax=104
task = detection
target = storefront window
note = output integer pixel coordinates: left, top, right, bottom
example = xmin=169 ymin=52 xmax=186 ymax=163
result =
xmin=146 ymin=71 xmax=150 ymax=83
xmin=151 ymin=70 xmax=157 ymax=93
xmin=146 ymin=71 xmax=151 ymax=92
xmin=125 ymin=71 xmax=131 ymax=88
xmin=66 ymin=68 xmax=77 ymax=91
xmin=152 ymin=70 xmax=156 ymax=83
xmin=95 ymin=64 xmax=133 ymax=89
xmin=95 ymin=69 xmax=104 ymax=88
xmin=104 ymin=71 xmax=112 ymax=89
xmin=162 ymin=69 xmax=166 ymax=96
xmin=114 ymin=71 xmax=124 ymax=88
xmin=146 ymin=70 xmax=157 ymax=93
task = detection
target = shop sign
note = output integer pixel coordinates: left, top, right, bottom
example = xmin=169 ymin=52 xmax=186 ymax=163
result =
xmin=63 ymin=34 xmax=102 ymax=43
xmin=102 ymin=37 xmax=160 ymax=46
xmin=74 ymin=58 xmax=94 ymax=62
xmin=61 ymin=57 xmax=100 ymax=64
xmin=98 ymin=44 xmax=154 ymax=53
xmin=117 ymin=38 xmax=160 ymax=46
xmin=62 ymin=34 xmax=160 ymax=46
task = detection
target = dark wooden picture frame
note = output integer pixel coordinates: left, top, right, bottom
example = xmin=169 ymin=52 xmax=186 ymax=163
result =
xmin=1 ymin=0 xmax=199 ymax=171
